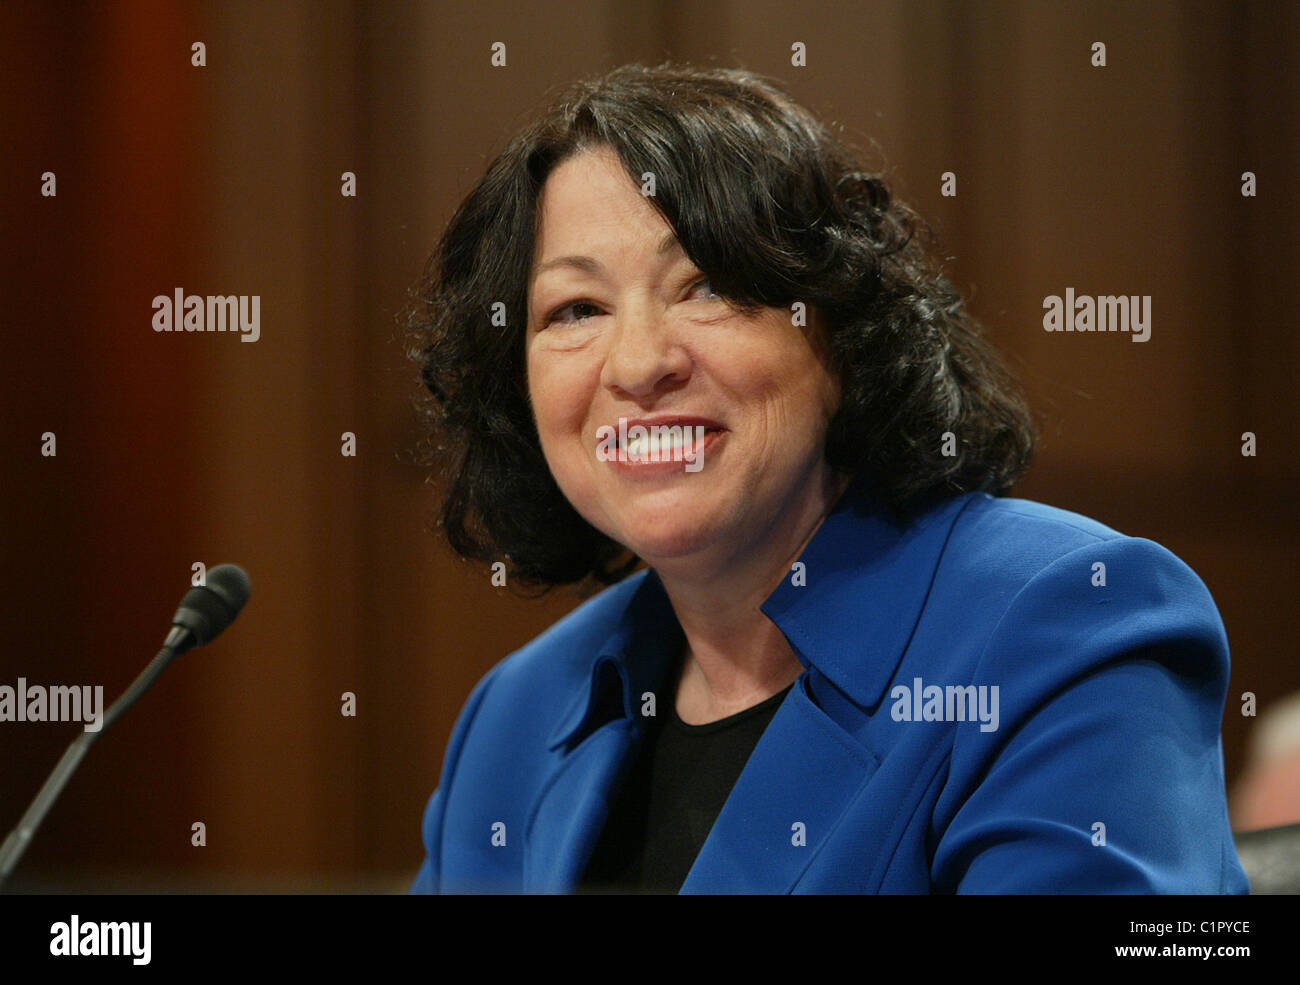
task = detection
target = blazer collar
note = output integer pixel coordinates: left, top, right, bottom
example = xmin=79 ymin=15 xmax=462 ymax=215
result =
xmin=545 ymin=566 xmax=685 ymax=751
xmin=759 ymin=472 xmax=970 ymax=709
xmin=546 ymin=471 xmax=967 ymax=750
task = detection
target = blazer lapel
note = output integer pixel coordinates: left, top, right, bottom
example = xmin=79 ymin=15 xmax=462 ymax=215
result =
xmin=679 ymin=672 xmax=879 ymax=893
xmin=523 ymin=716 xmax=641 ymax=893
xmin=526 ymin=570 xmax=685 ymax=893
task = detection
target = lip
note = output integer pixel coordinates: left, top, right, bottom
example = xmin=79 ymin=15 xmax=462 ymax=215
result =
xmin=605 ymin=425 xmax=726 ymax=478
xmin=615 ymin=415 xmax=725 ymax=440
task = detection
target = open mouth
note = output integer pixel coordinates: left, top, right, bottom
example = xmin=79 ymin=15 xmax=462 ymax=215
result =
xmin=621 ymin=424 xmax=722 ymax=459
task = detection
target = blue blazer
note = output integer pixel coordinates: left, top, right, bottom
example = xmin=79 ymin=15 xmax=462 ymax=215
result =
xmin=411 ymin=475 xmax=1249 ymax=893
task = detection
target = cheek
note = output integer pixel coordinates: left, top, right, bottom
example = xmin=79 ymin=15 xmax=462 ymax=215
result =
xmin=735 ymin=345 xmax=831 ymax=416
xmin=737 ymin=347 xmax=840 ymax=449
xmin=526 ymin=348 xmax=593 ymax=443
xmin=817 ymin=363 xmax=842 ymax=422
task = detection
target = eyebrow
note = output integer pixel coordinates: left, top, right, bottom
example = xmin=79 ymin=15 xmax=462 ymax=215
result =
xmin=531 ymin=231 xmax=682 ymax=279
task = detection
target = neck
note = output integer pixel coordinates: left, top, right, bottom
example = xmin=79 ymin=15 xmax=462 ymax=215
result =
xmin=655 ymin=467 xmax=853 ymax=724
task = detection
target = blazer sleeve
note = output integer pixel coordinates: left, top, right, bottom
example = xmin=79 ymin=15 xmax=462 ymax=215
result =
xmin=931 ymin=535 xmax=1249 ymax=893
xmin=409 ymin=665 xmax=501 ymax=895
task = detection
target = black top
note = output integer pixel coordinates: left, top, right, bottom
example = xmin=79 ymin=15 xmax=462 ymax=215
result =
xmin=577 ymin=677 xmax=794 ymax=893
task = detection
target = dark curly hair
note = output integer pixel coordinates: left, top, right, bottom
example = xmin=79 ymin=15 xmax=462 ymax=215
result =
xmin=407 ymin=62 xmax=1036 ymax=593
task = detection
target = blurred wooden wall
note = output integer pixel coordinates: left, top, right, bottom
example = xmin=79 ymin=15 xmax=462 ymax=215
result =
xmin=1 ymin=0 xmax=1295 ymax=888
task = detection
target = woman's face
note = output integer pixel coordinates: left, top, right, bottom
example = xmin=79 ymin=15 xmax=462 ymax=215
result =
xmin=525 ymin=145 xmax=842 ymax=570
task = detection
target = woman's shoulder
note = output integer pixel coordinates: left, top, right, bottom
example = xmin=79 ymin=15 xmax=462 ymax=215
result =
xmin=929 ymin=491 xmax=1228 ymax=678
xmin=948 ymin=491 xmax=1125 ymax=550
xmin=940 ymin=490 xmax=1209 ymax=594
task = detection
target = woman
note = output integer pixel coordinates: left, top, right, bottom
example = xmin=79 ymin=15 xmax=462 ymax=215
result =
xmin=406 ymin=63 xmax=1248 ymax=893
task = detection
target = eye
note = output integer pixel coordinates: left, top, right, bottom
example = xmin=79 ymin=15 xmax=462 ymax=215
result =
xmin=545 ymin=299 xmax=604 ymax=327
xmin=687 ymin=277 xmax=720 ymax=301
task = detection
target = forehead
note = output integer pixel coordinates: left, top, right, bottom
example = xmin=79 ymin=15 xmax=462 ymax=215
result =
xmin=532 ymin=147 xmax=672 ymax=265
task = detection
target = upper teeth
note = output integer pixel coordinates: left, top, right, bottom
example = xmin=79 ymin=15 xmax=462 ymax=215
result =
xmin=625 ymin=426 xmax=708 ymax=458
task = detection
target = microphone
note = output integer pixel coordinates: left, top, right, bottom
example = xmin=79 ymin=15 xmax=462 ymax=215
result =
xmin=0 ymin=564 xmax=251 ymax=889
xmin=166 ymin=564 xmax=252 ymax=656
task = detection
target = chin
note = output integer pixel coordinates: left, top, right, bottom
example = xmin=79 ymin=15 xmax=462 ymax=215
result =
xmin=623 ymin=525 xmax=725 ymax=564
xmin=611 ymin=501 xmax=736 ymax=562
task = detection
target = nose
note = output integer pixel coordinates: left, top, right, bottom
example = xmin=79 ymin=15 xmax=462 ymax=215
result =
xmin=599 ymin=298 xmax=692 ymax=400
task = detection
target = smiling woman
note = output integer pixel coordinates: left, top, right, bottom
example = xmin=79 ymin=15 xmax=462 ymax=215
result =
xmin=525 ymin=145 xmax=845 ymax=579
xmin=405 ymin=62 xmax=1248 ymax=894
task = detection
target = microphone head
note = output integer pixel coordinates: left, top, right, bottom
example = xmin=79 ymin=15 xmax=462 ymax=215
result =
xmin=204 ymin=563 xmax=252 ymax=615
xmin=171 ymin=564 xmax=251 ymax=649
